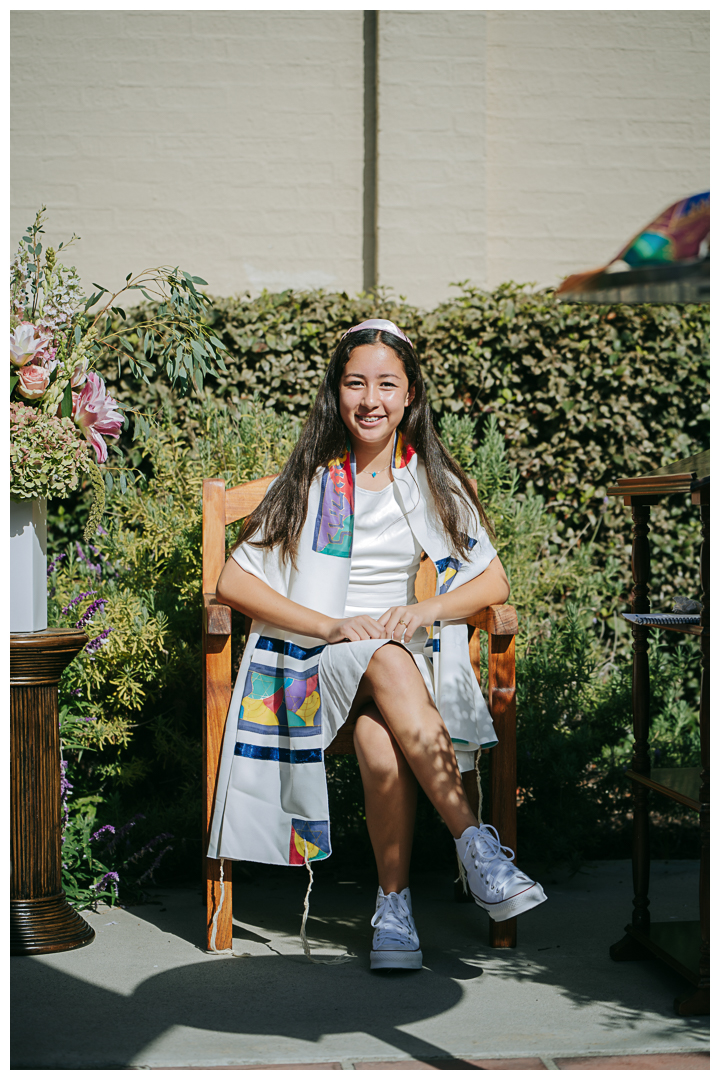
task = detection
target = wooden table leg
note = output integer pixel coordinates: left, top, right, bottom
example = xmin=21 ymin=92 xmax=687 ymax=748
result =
xmin=11 ymin=629 xmax=95 ymax=955
xmin=675 ymin=495 xmax=710 ymax=1016
xmin=610 ymin=500 xmax=652 ymax=962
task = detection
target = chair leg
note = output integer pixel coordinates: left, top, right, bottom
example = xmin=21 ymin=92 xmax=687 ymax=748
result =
xmin=203 ymin=627 xmax=233 ymax=951
xmin=487 ymin=631 xmax=517 ymax=949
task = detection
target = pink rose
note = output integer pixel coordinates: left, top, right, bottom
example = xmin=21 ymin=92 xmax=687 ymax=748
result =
xmin=17 ymin=363 xmax=51 ymax=400
xmin=72 ymin=371 xmax=123 ymax=464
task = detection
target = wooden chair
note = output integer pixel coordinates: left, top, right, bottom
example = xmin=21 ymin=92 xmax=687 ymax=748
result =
xmin=202 ymin=475 xmax=519 ymax=953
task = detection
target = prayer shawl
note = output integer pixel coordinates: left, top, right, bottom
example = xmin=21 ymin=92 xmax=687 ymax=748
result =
xmin=207 ymin=434 xmax=499 ymax=866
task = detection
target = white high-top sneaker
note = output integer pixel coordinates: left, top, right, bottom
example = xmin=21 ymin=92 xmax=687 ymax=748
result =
xmin=370 ymin=886 xmax=423 ymax=970
xmin=456 ymin=825 xmax=547 ymax=921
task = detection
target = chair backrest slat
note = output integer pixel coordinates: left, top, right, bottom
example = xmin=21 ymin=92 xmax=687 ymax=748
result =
xmin=414 ymin=556 xmax=437 ymax=603
xmin=224 ymin=475 xmax=277 ymax=525
xmin=202 ymin=479 xmax=228 ymax=593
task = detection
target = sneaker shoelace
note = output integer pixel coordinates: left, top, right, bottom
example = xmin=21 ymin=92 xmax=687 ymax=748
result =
xmin=371 ymin=891 xmax=416 ymax=949
xmin=468 ymin=825 xmax=529 ymax=894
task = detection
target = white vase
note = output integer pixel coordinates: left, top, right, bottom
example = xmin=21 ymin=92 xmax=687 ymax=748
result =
xmin=10 ymin=497 xmax=48 ymax=633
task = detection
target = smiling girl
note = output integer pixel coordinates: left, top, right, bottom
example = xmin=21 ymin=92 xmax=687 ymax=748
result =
xmin=208 ymin=320 xmax=546 ymax=969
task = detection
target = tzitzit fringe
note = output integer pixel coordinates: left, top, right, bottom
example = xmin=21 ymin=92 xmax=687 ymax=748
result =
xmin=208 ymin=857 xmax=233 ymax=954
xmin=300 ymin=841 xmax=354 ymax=965
xmin=455 ymin=750 xmax=484 ymax=896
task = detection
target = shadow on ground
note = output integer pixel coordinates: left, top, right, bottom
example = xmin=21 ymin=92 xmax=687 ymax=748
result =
xmin=11 ymin=863 xmax=709 ymax=1068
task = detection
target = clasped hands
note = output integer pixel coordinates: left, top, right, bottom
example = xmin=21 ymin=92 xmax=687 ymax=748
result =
xmin=323 ymin=599 xmax=440 ymax=645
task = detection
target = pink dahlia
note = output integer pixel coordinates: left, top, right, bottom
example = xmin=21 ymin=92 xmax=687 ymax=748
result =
xmin=72 ymin=371 xmax=123 ymax=464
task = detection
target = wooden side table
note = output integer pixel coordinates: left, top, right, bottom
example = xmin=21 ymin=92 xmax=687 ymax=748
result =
xmin=607 ymin=449 xmax=709 ymax=1015
xmin=11 ymin=629 xmax=96 ymax=955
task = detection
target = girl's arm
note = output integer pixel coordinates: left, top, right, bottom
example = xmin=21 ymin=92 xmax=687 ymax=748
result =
xmin=215 ymin=557 xmax=390 ymax=644
xmin=377 ymin=555 xmax=510 ymax=640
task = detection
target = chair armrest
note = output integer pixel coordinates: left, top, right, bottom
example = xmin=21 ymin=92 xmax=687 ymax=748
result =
xmin=467 ymin=603 xmax=518 ymax=636
xmin=203 ymin=593 xmax=232 ymax=636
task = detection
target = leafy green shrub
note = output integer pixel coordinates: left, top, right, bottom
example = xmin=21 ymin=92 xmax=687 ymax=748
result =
xmin=514 ymin=616 xmax=702 ymax=869
xmin=93 ymin=282 xmax=707 ymax=627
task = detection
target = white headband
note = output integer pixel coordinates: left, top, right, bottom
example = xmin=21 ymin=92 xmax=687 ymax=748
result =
xmin=341 ymin=318 xmax=412 ymax=346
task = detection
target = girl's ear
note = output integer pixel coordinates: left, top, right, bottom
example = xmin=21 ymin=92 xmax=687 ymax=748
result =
xmin=405 ymin=383 xmax=416 ymax=408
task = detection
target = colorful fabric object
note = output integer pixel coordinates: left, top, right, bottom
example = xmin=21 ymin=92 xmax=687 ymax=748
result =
xmin=614 ymin=191 xmax=709 ymax=269
xmin=207 ymin=432 xmax=499 ymax=867
xmin=556 ymin=191 xmax=710 ymax=296
xmin=312 ymin=450 xmax=354 ymax=557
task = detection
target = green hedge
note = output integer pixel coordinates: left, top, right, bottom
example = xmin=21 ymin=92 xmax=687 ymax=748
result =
xmin=100 ymin=283 xmax=709 ymax=507
xmin=98 ymin=282 xmax=709 ymax=614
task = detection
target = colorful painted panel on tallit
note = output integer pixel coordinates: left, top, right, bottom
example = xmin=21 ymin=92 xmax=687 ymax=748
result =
xmin=289 ymin=818 xmax=331 ymax=864
xmin=237 ymin=636 xmax=324 ymax=738
xmin=312 ymin=450 xmax=355 ymax=557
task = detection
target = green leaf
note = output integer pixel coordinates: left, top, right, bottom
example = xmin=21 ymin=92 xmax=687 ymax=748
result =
xmin=74 ymin=325 xmax=82 ymax=345
xmin=84 ymin=290 xmax=105 ymax=311
xmin=10 ymin=374 xmax=19 ymax=396
xmin=104 ymin=470 xmax=114 ymax=493
xmin=61 ymin=382 xmax=73 ymax=418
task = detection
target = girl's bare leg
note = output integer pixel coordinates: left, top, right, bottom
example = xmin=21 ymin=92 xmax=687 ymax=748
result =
xmin=353 ymin=703 xmax=417 ymax=895
xmin=354 ymin=643 xmax=478 ymax=840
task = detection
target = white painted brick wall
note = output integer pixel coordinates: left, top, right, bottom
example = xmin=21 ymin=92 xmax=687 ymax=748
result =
xmin=11 ymin=10 xmax=364 ymax=299
xmin=377 ymin=10 xmax=487 ymax=310
xmin=485 ymin=9 xmax=710 ymax=289
xmin=11 ymin=10 xmax=709 ymax=308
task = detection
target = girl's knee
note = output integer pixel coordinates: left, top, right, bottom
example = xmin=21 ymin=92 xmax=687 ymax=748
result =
xmin=367 ymin=642 xmax=421 ymax=689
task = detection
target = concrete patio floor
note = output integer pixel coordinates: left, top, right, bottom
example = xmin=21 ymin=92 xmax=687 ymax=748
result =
xmin=11 ymin=858 xmax=709 ymax=1070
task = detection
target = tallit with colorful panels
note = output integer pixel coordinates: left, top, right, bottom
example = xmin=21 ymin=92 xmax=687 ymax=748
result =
xmin=207 ymin=434 xmax=499 ymax=867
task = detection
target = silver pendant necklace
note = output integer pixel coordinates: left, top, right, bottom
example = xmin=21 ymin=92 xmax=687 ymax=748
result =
xmin=359 ymin=459 xmax=391 ymax=479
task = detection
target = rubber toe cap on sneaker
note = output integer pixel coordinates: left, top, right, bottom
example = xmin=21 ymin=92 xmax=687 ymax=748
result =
xmin=370 ymin=948 xmax=423 ymax=970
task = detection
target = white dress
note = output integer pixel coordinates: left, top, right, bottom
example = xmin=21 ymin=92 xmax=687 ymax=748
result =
xmin=318 ymin=481 xmax=440 ymax=750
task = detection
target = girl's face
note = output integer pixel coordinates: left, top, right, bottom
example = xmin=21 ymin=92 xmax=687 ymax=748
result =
xmin=338 ymin=343 xmax=414 ymax=454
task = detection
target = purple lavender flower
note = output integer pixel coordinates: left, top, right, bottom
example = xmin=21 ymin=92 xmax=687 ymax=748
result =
xmin=90 ymin=824 xmax=116 ymax=843
xmin=69 ymin=688 xmax=83 ymax=697
xmin=85 ymin=627 xmax=113 ymax=655
xmin=105 ymin=814 xmax=145 ymax=854
xmin=136 ymin=844 xmax=174 ymax=885
xmin=75 ymin=542 xmax=104 ymax=578
xmin=62 ymin=589 xmax=96 ymax=615
xmin=47 ymin=552 xmax=66 ymax=577
xmin=60 ymin=759 xmax=73 ymax=835
xmin=91 ymin=870 xmax=120 ymax=896
xmin=96 ymin=524 xmax=108 ymax=537
xmin=124 ymin=832 xmax=174 ymax=867
xmin=75 ymin=596 xmax=108 ymax=630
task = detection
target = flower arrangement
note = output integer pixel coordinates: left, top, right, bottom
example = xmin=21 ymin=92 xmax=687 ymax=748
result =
xmin=10 ymin=206 xmax=227 ymax=539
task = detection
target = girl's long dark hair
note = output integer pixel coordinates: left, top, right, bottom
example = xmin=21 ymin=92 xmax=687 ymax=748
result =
xmin=236 ymin=328 xmax=493 ymax=565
